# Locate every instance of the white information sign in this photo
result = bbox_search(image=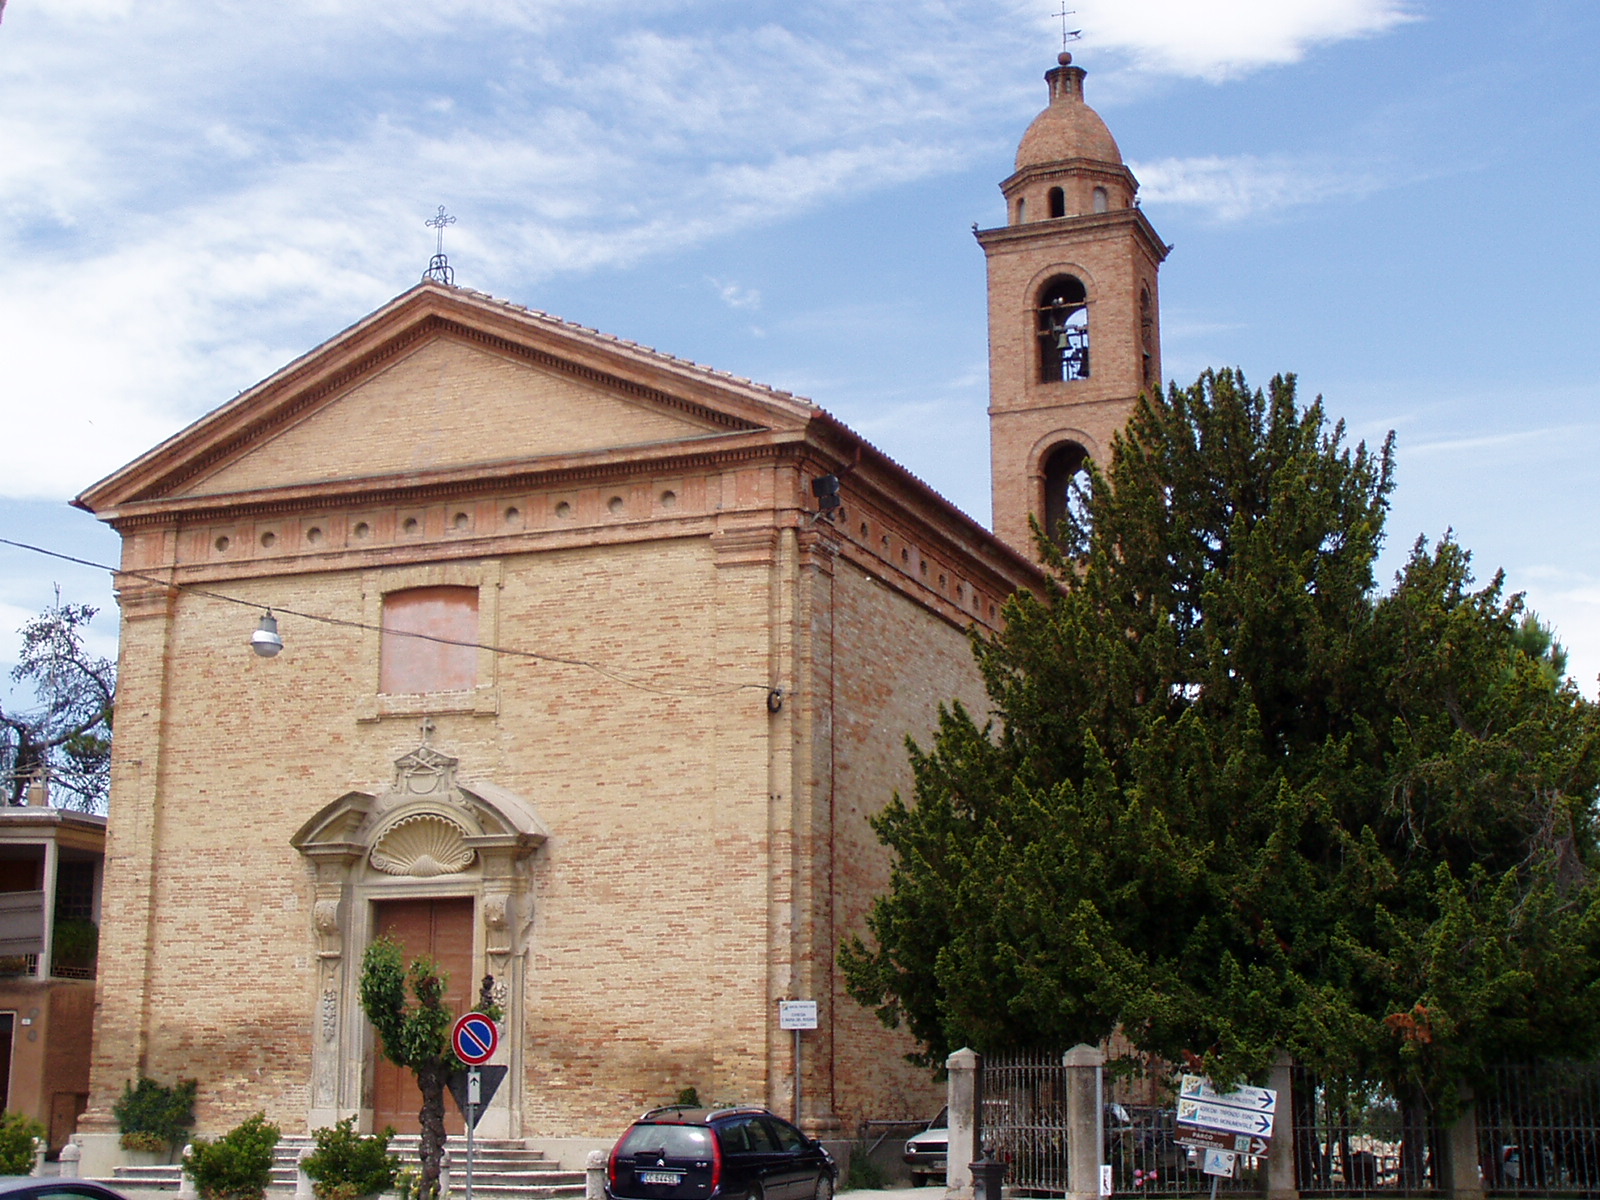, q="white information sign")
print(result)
[1179,1075,1278,1115]
[1203,1150,1237,1179]
[1176,1098,1274,1138]
[779,1000,818,1030]
[1099,1164,1113,1196]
